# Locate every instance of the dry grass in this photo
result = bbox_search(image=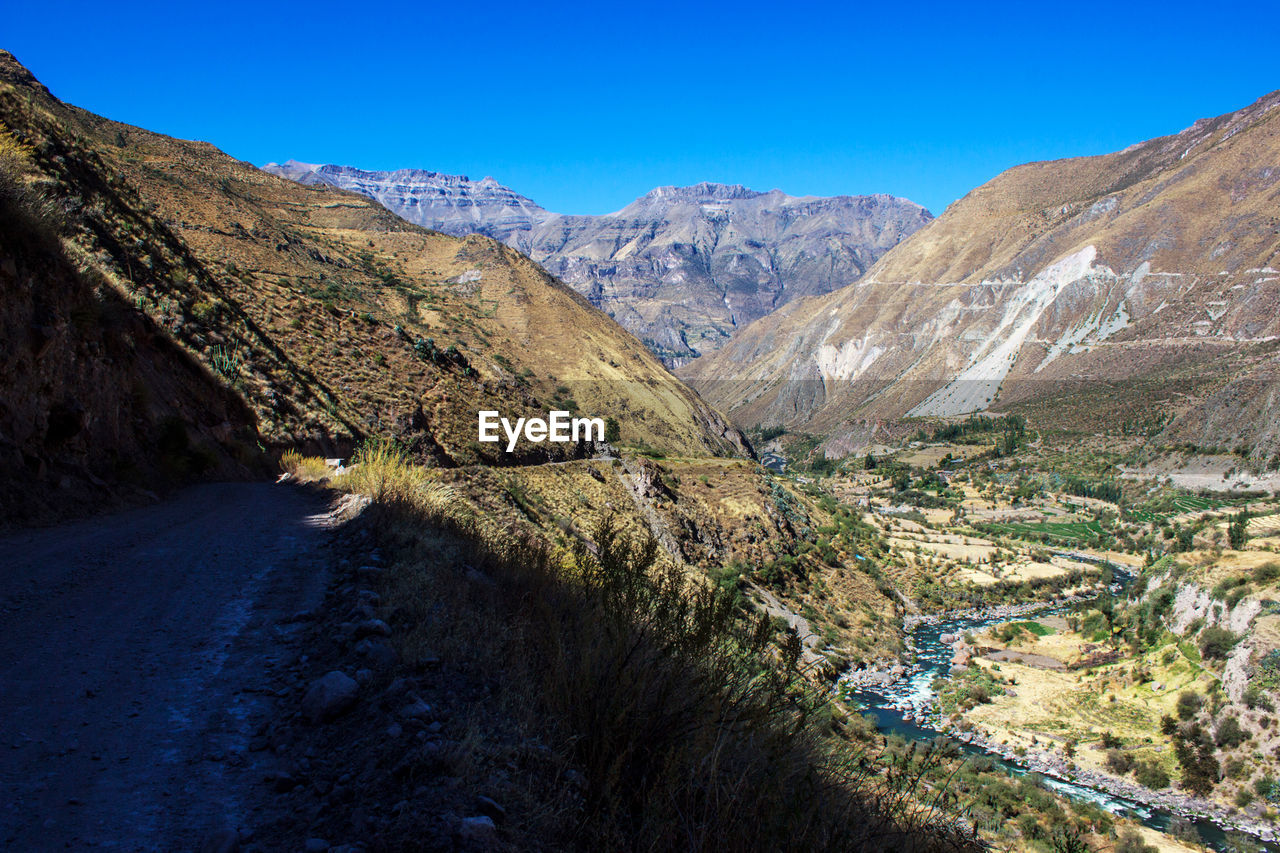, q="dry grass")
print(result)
[278,450,332,482]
